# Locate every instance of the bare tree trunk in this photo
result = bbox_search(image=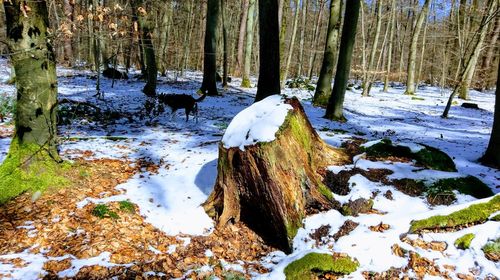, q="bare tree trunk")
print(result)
[200,0,220,96]
[442,0,497,118]
[361,0,383,97]
[296,0,308,77]
[404,0,431,95]
[1,0,65,203]
[325,0,361,121]
[313,0,342,106]
[481,58,500,168]
[307,1,325,80]
[255,0,280,102]
[479,16,500,91]
[62,0,74,66]
[235,0,250,77]
[281,0,301,88]
[416,15,428,84]
[221,0,229,88]
[241,0,256,88]
[383,0,396,92]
